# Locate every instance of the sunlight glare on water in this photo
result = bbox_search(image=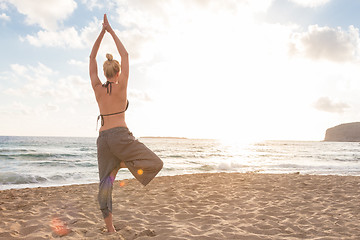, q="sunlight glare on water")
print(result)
[216,137,262,172]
